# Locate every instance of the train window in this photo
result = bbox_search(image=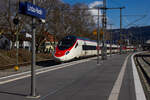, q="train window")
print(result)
[82,45,96,50]
[75,42,78,48]
[57,36,77,50]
